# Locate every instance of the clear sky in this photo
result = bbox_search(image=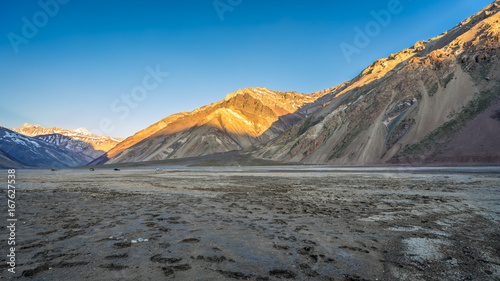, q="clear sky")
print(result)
[0,0,492,138]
